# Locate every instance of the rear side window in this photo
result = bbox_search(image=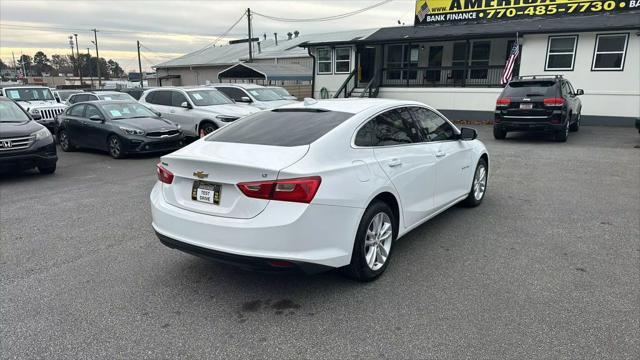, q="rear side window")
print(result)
[355,108,420,146]
[502,81,558,98]
[150,91,172,106]
[207,109,354,146]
